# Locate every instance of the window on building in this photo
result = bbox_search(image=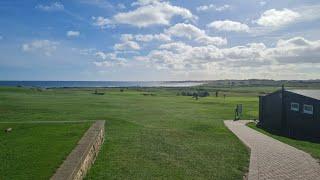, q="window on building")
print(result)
[290,103,299,111]
[303,104,313,114]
